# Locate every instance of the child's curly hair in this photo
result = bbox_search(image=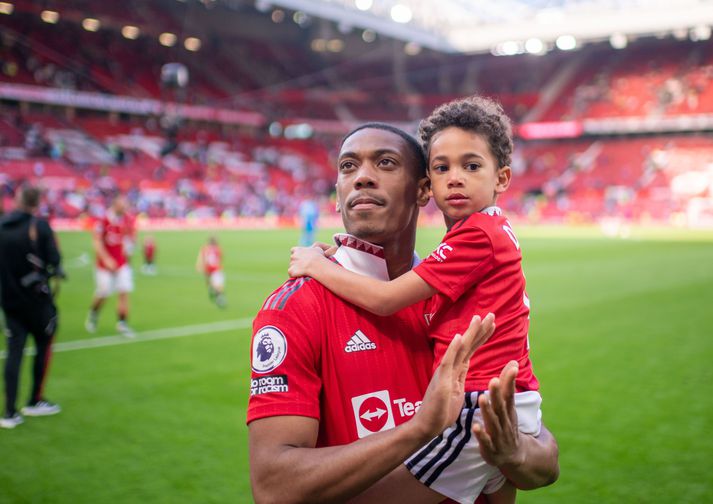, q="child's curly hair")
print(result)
[418,95,513,169]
